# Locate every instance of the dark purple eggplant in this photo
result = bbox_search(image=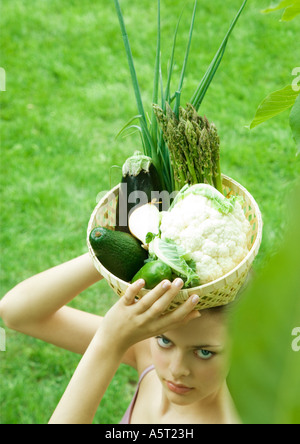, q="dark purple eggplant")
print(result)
[115,151,163,233]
